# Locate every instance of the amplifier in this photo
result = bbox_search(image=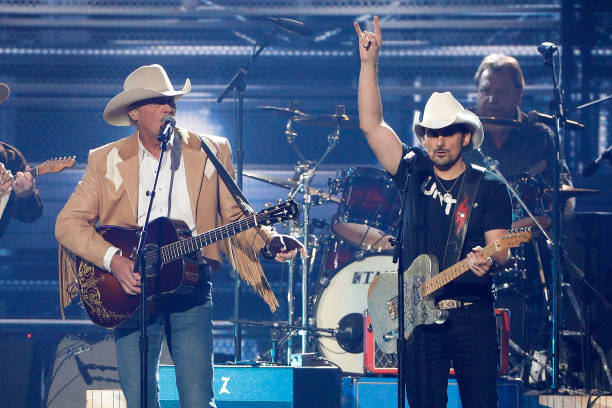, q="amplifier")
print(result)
[363,308,510,375]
